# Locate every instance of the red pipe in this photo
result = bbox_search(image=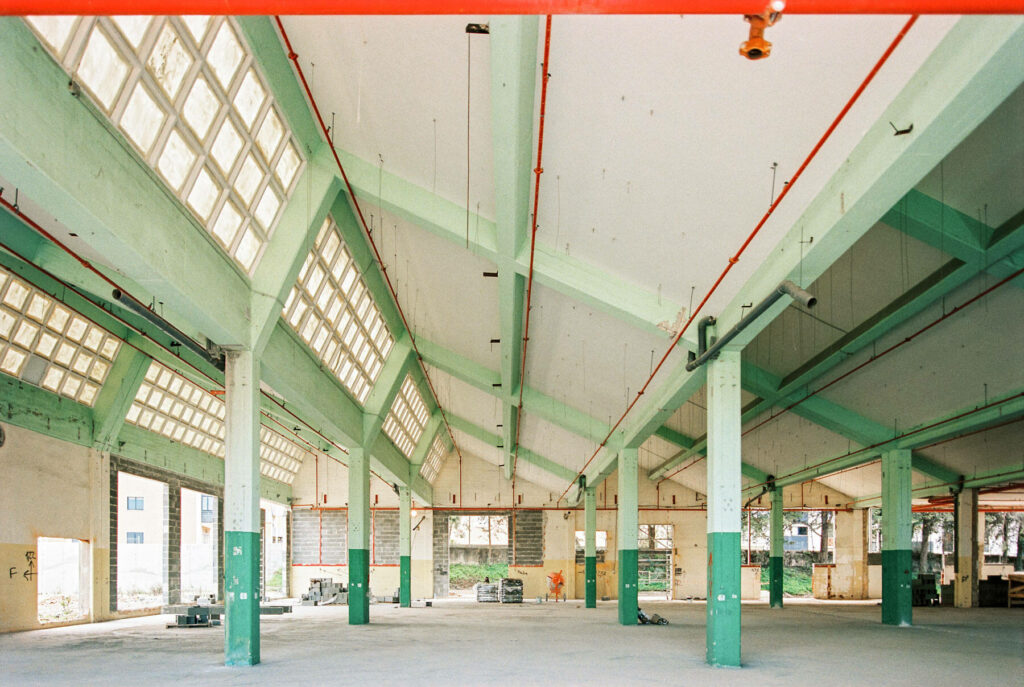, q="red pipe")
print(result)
[743,263,1024,439]
[1,202,410,488]
[759,395,1024,494]
[660,263,1024,486]
[512,15,553,491]
[559,14,920,503]
[274,17,467,476]
[3,0,1020,15]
